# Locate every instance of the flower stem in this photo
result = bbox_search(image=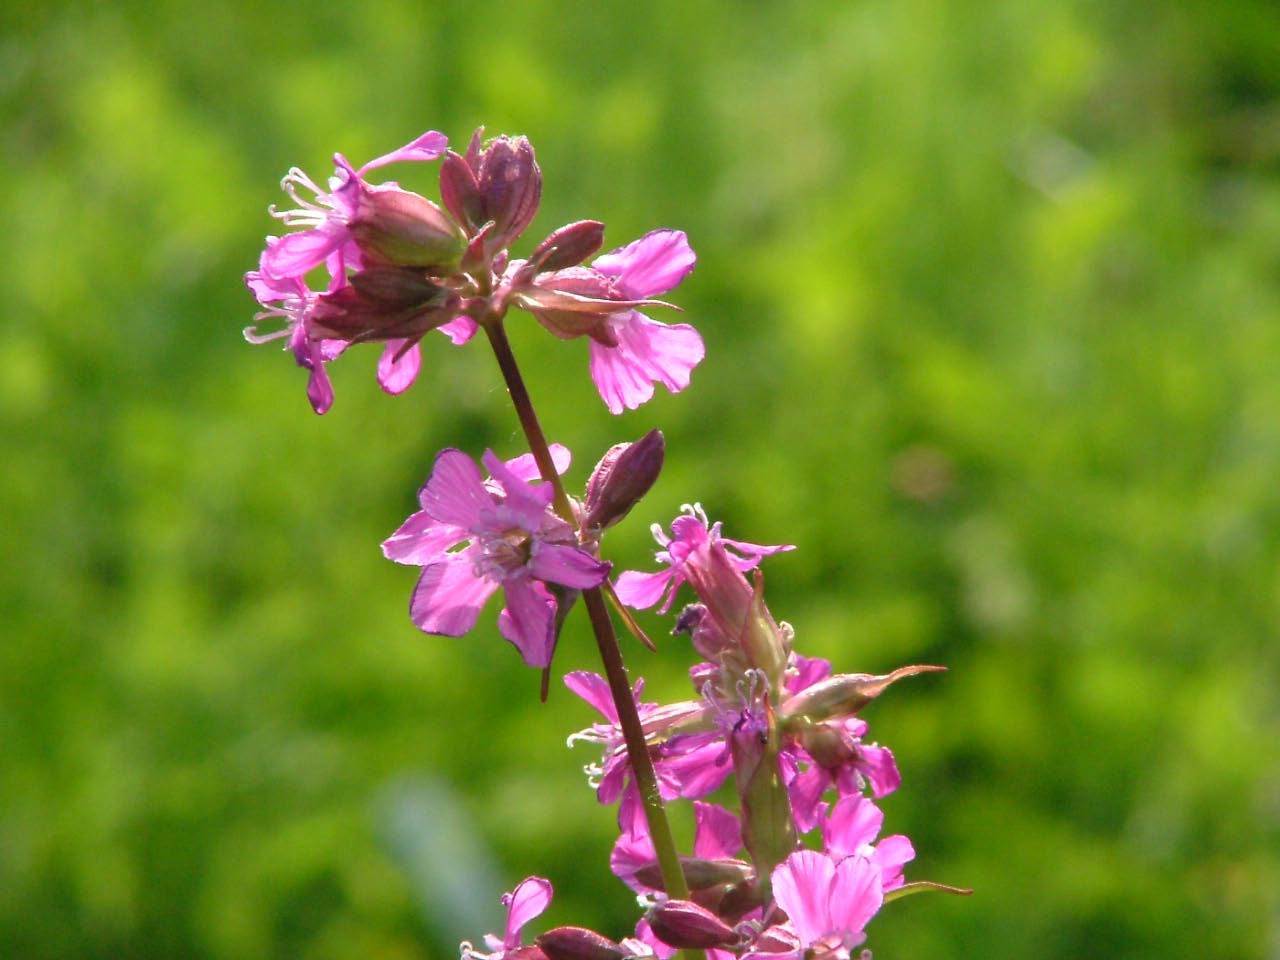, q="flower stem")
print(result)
[482,319,691,903]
